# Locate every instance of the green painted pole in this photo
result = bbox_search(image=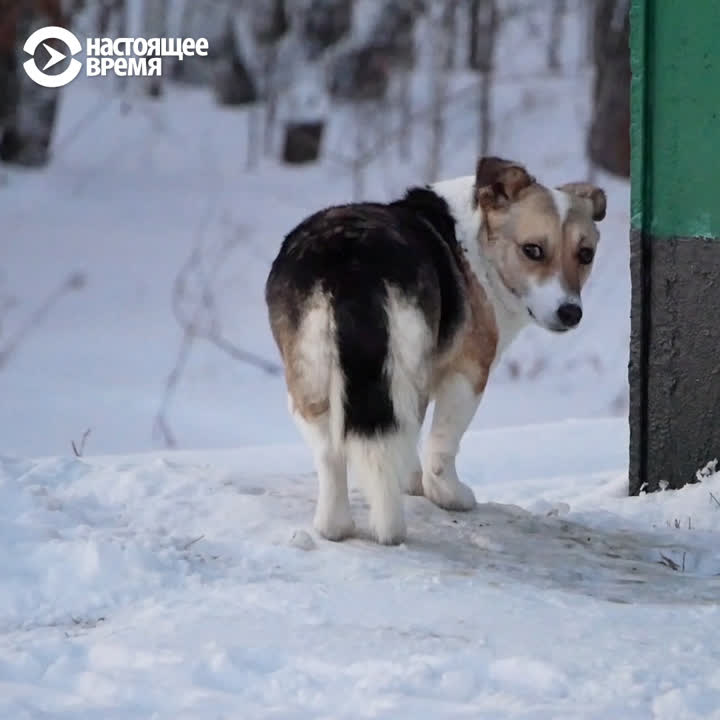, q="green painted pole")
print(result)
[629,0,720,493]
